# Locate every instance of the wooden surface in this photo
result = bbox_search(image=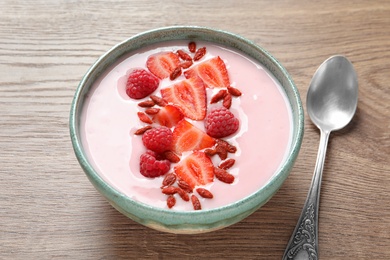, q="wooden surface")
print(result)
[1,1,389,259]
